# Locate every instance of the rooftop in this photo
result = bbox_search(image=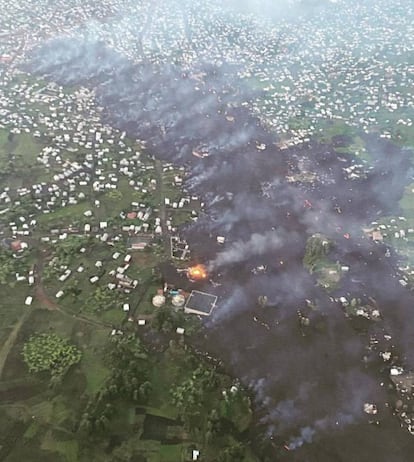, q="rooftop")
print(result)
[184,290,217,316]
